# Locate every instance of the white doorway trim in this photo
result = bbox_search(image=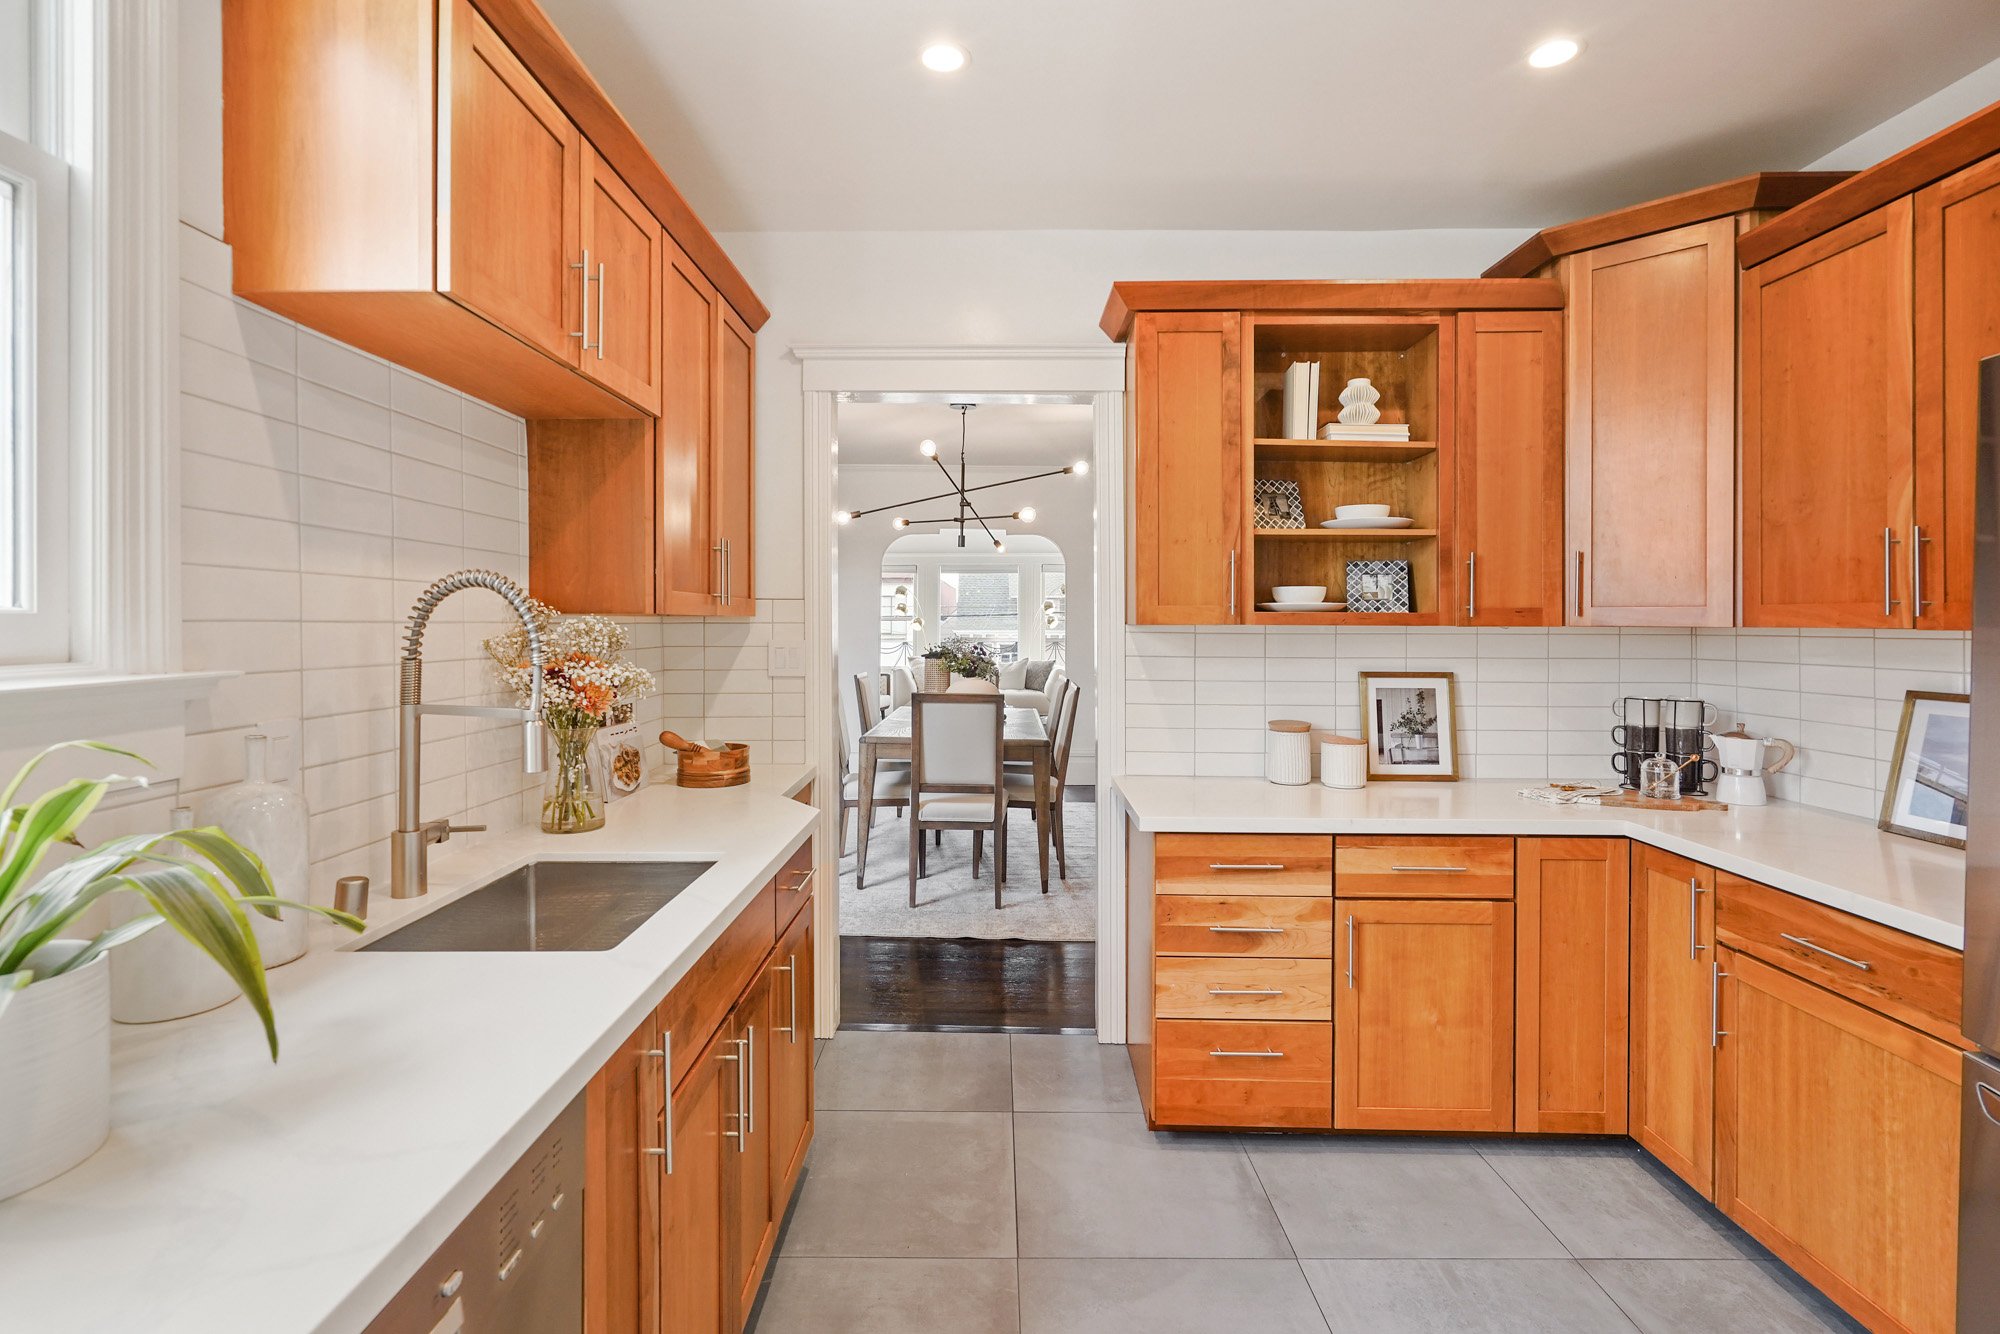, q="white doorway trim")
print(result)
[798,345,1129,1043]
